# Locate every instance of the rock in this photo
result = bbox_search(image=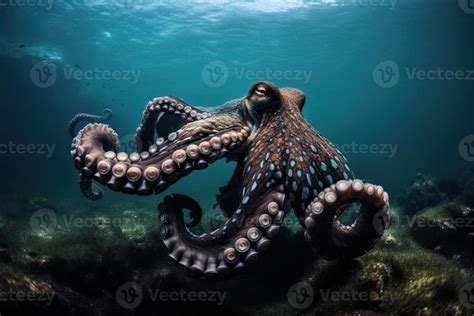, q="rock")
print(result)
[411,202,474,264]
[0,246,11,263]
[399,173,442,215]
